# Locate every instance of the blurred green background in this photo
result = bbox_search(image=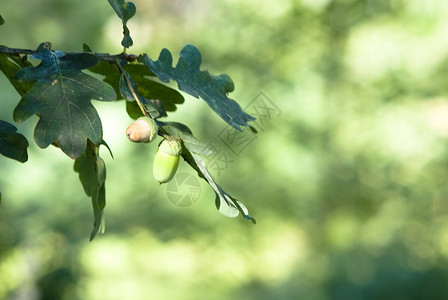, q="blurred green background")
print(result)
[2,0,448,299]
